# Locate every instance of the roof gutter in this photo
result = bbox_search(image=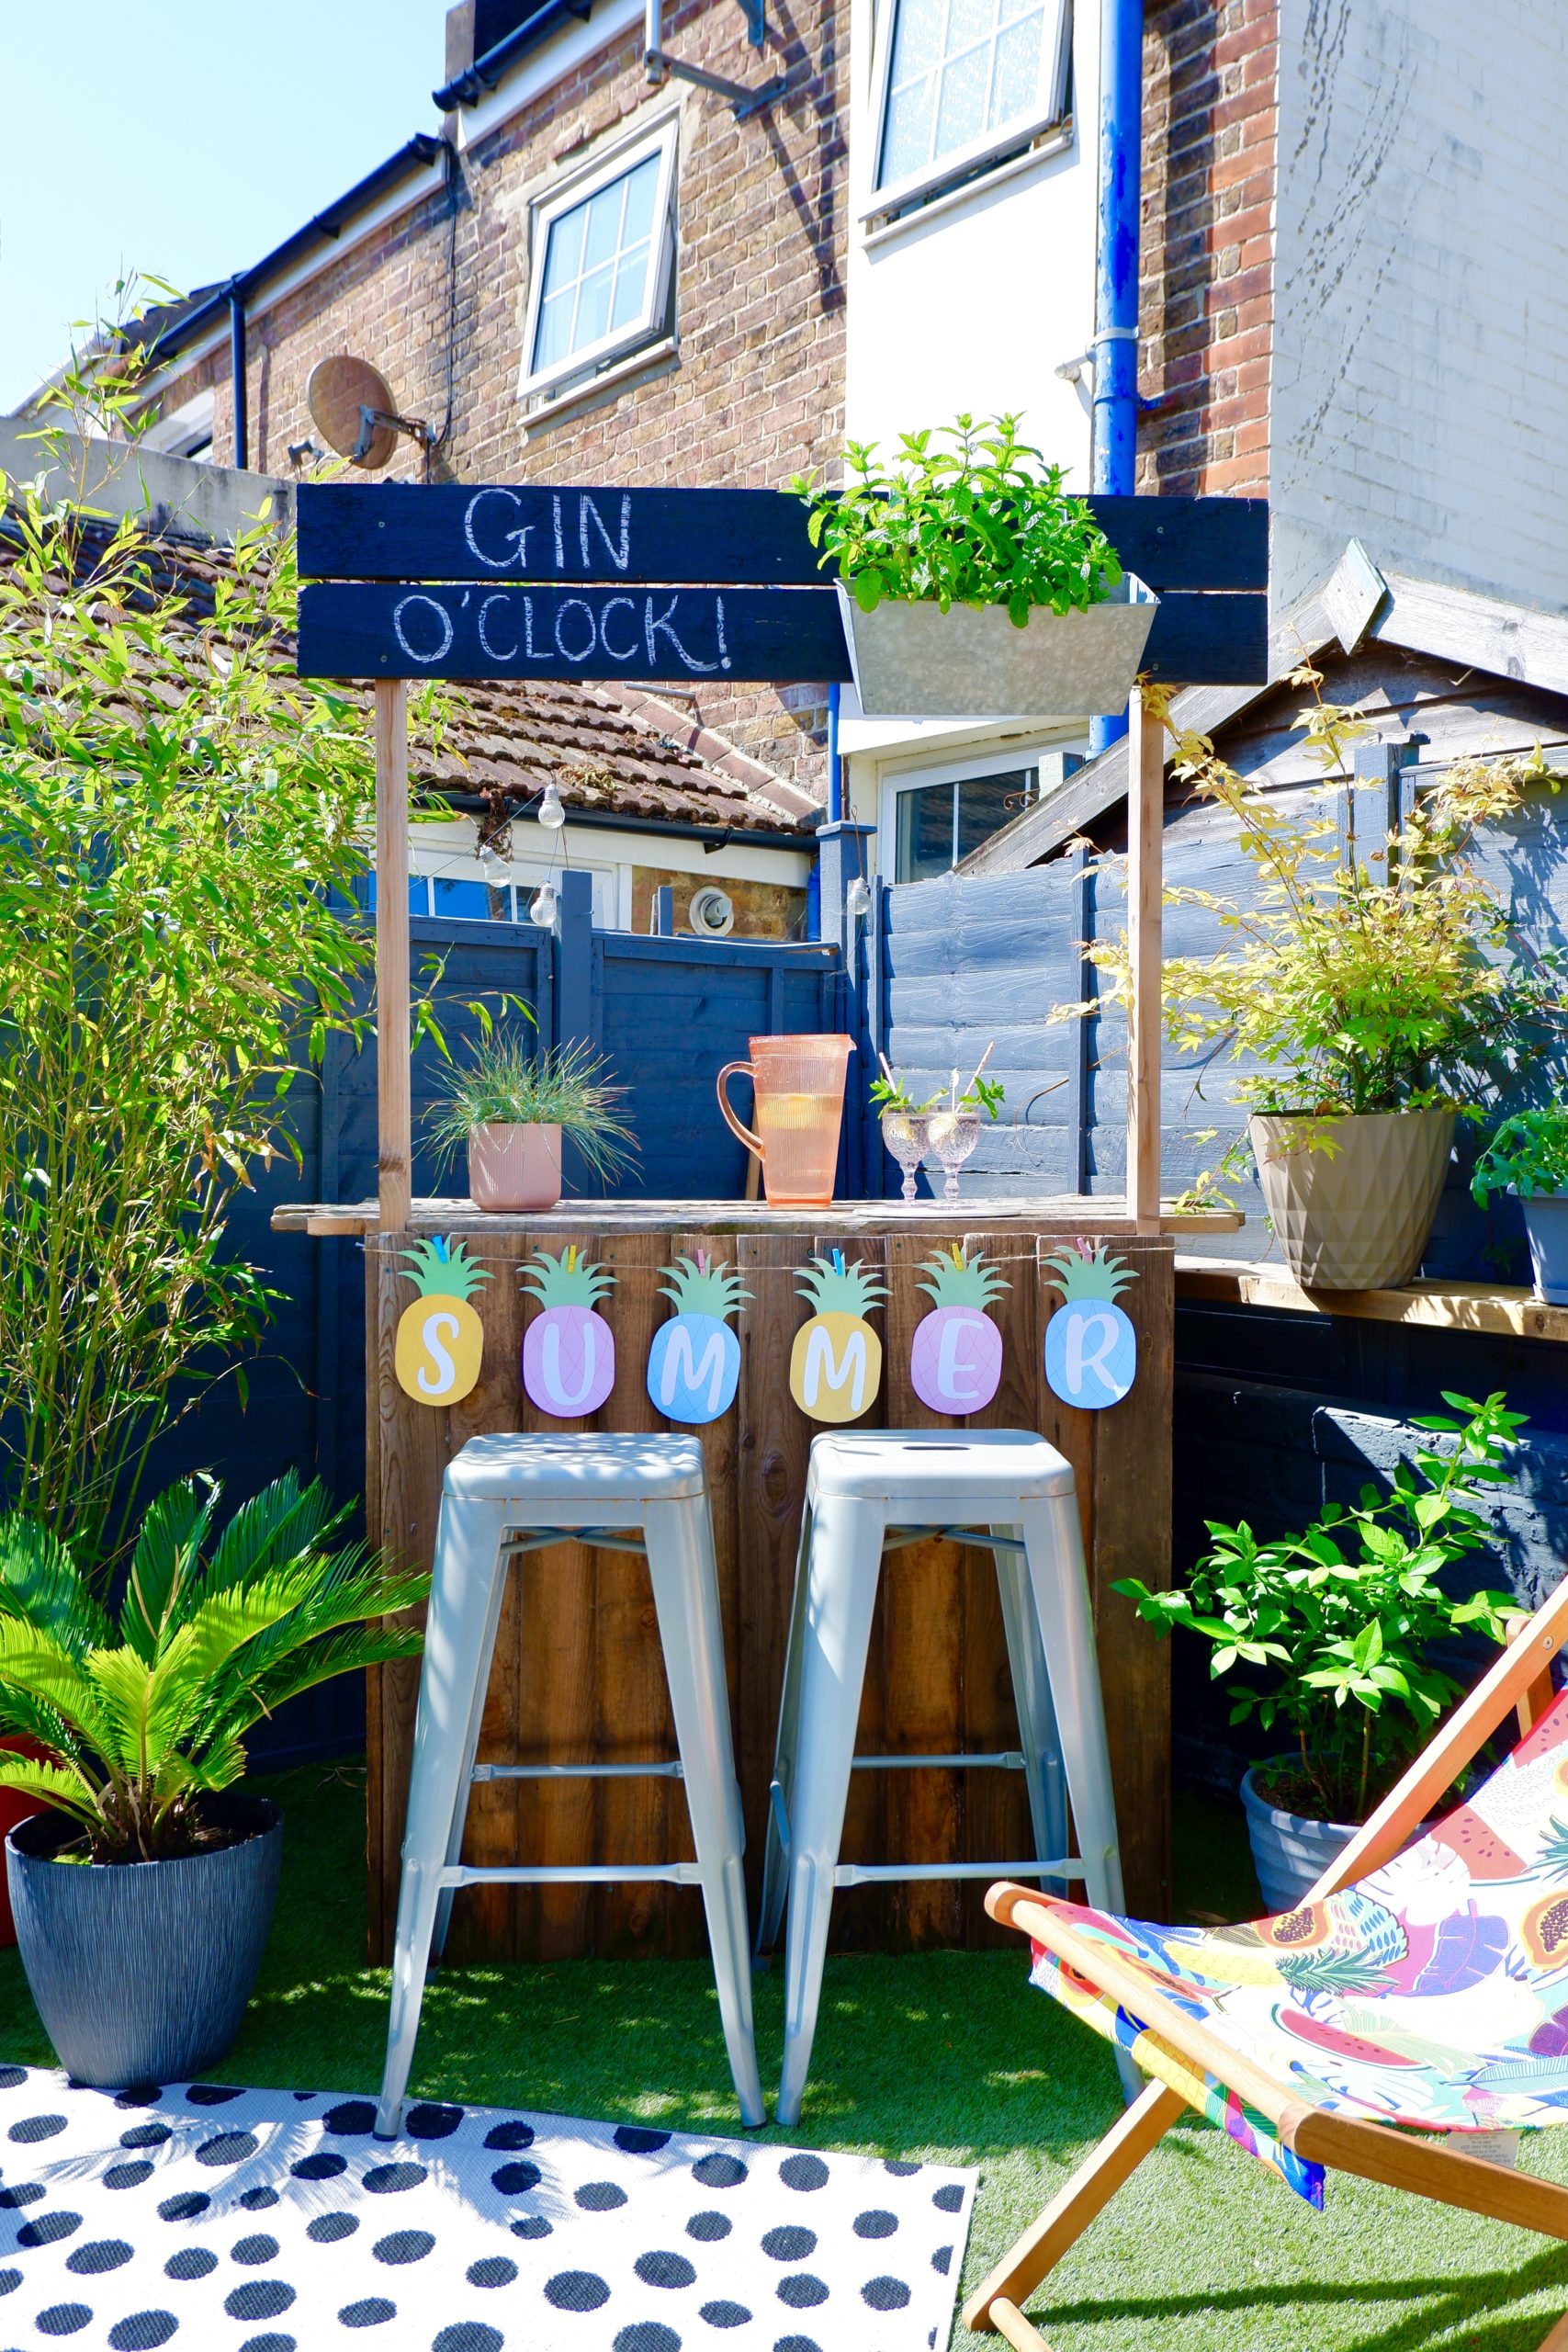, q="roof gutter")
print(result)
[434,791,813,852]
[433,0,592,107]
